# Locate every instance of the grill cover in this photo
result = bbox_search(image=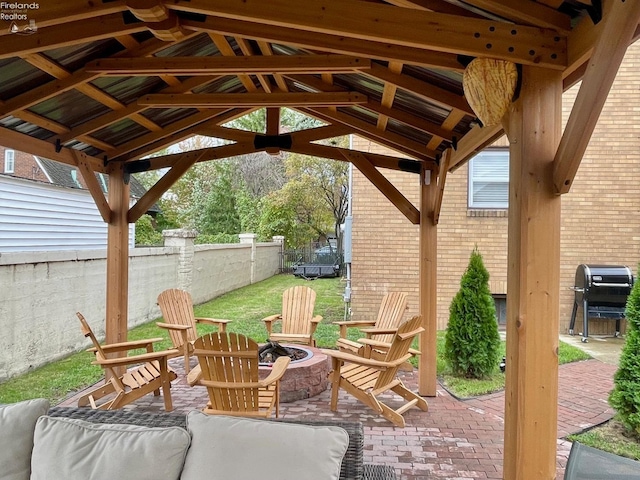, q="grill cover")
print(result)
[570,264,634,342]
